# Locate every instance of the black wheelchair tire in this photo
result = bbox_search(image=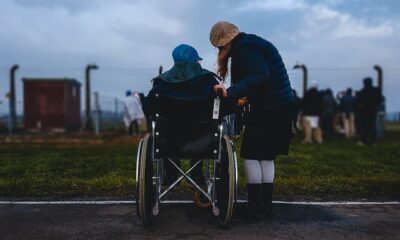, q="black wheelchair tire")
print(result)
[138,134,154,226]
[136,139,143,220]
